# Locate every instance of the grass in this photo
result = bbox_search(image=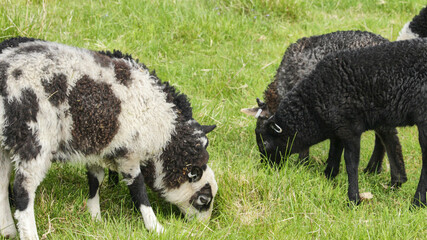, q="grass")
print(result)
[1,0,427,239]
